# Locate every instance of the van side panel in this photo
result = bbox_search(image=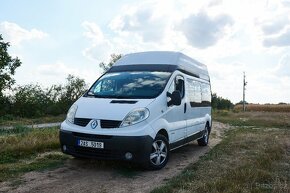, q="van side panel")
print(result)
[146,70,212,150]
